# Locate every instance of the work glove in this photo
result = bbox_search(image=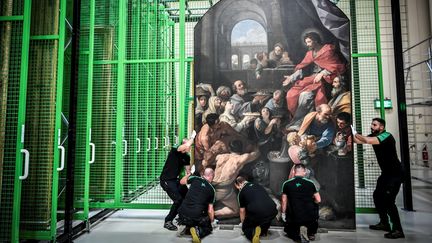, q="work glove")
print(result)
[281,213,286,222]
[189,130,197,140]
[211,219,218,228]
[350,125,357,136]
